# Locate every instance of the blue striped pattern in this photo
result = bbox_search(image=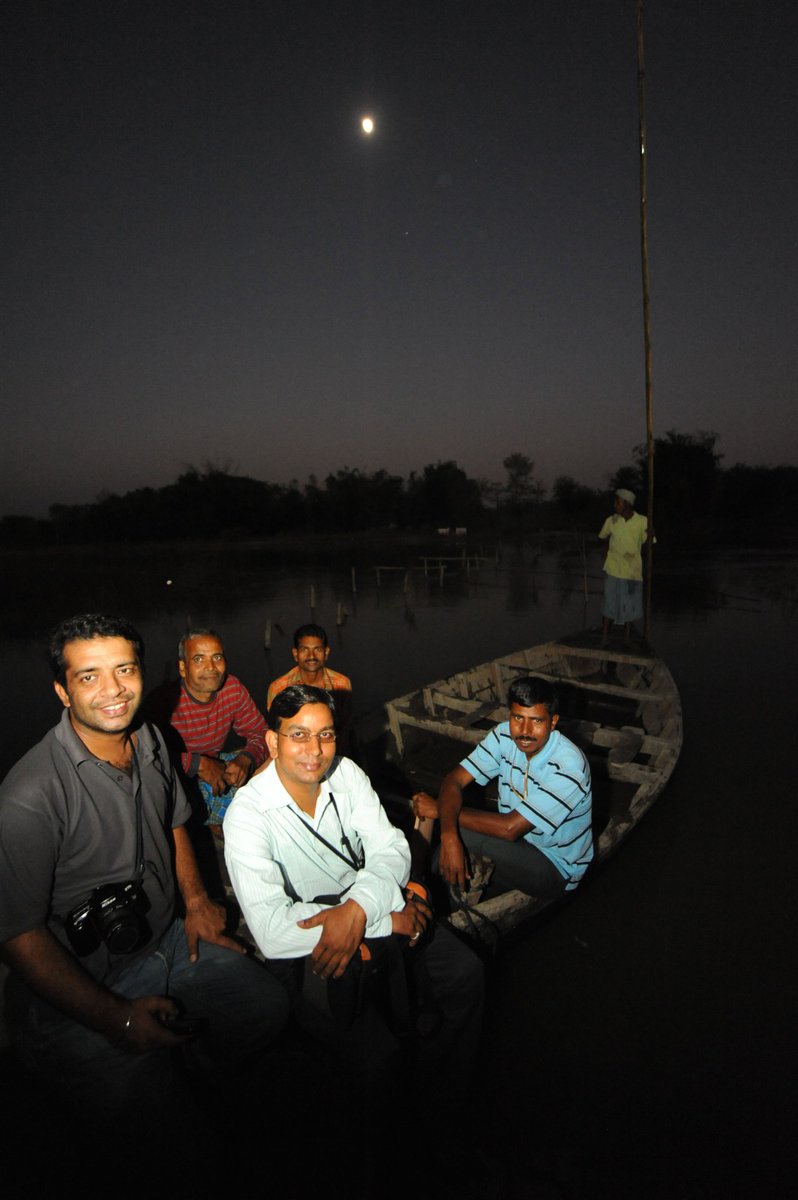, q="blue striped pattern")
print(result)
[462,725,593,888]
